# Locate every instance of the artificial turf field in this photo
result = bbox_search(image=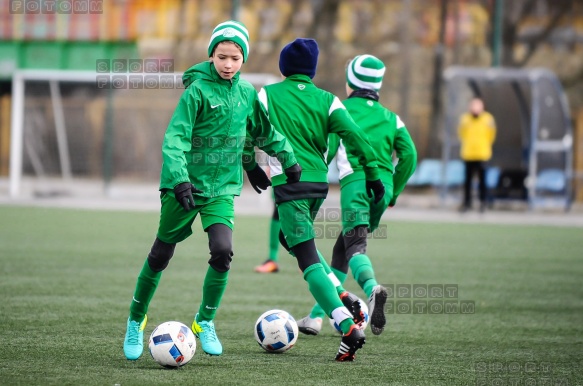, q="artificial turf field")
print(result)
[0,205,581,385]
